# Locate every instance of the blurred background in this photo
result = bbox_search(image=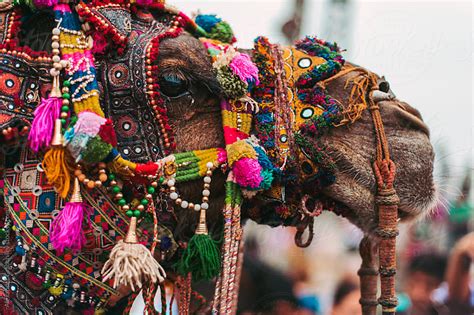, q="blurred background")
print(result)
[159,1,473,314]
